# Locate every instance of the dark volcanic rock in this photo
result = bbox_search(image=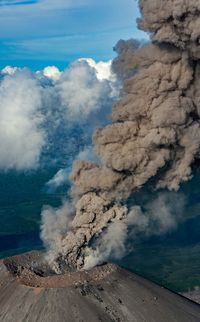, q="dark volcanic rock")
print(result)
[0,251,200,322]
